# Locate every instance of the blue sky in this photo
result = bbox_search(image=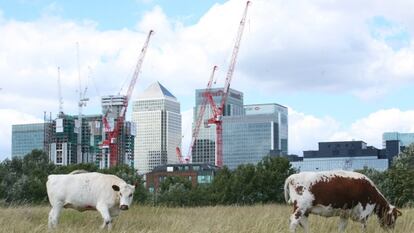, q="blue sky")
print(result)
[0,0,226,29]
[1,0,414,160]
